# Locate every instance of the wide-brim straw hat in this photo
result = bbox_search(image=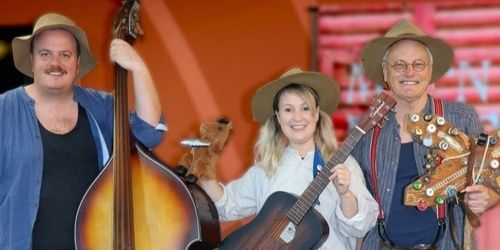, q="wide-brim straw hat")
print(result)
[251,68,340,125]
[361,19,453,88]
[12,13,96,79]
